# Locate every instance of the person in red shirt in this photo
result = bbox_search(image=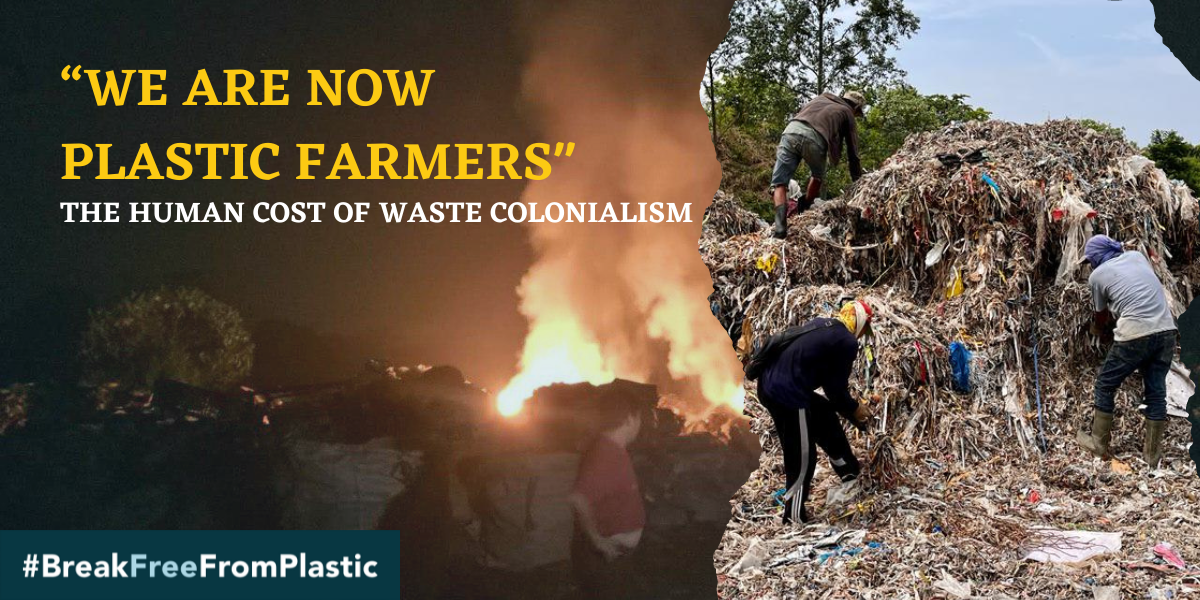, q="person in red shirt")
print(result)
[569,396,645,598]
